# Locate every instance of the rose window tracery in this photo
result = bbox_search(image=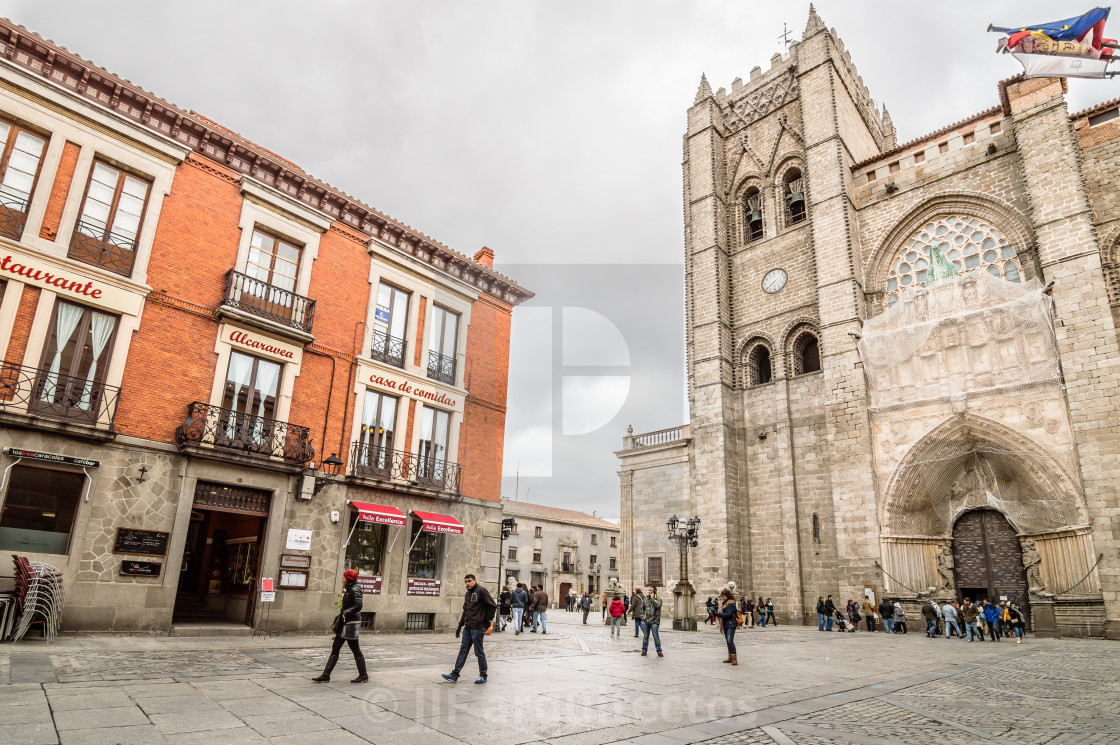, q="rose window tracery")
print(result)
[885,216,1022,307]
